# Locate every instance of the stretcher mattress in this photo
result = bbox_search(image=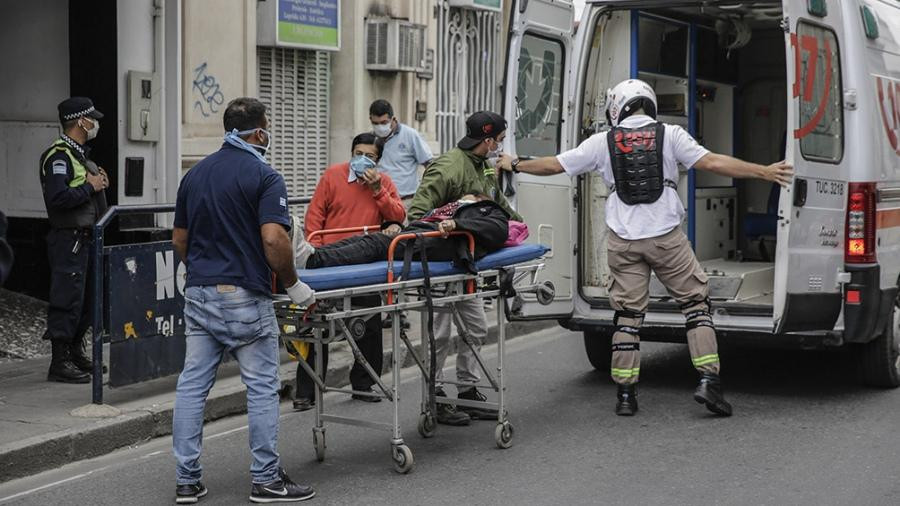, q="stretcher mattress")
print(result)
[297,243,549,291]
